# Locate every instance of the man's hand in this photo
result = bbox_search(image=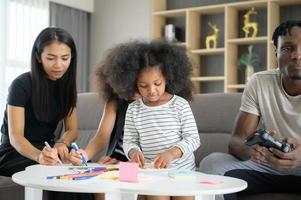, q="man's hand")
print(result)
[249,144,267,164]
[264,137,301,171]
[129,149,144,167]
